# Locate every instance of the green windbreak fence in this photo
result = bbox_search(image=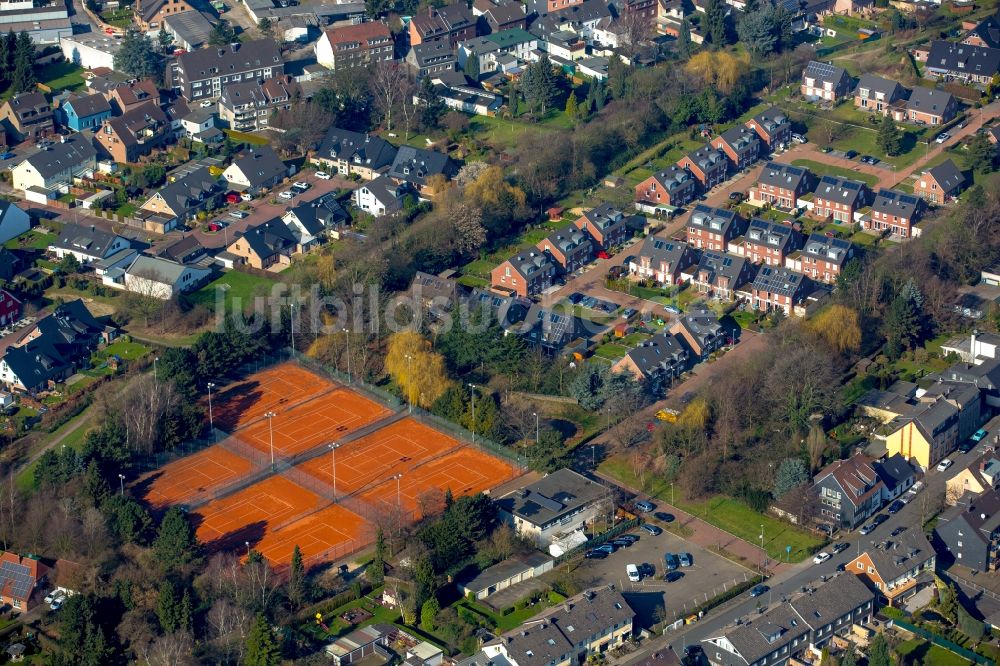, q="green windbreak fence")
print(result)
[892,618,992,665]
